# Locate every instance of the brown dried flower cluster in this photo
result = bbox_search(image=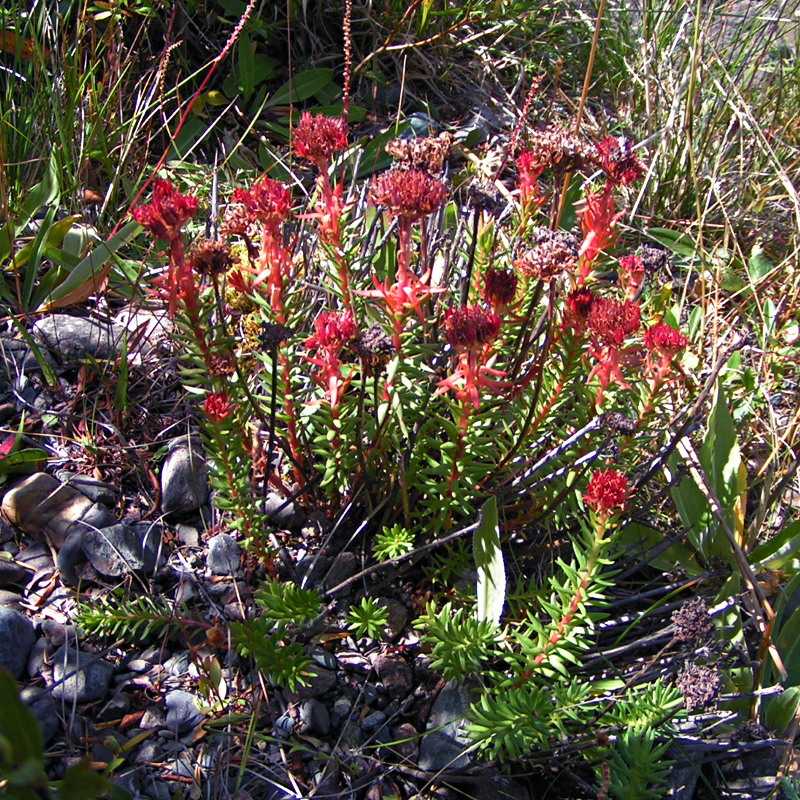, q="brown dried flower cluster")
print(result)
[517,127,598,176]
[189,239,232,277]
[220,204,260,241]
[672,597,714,642]
[677,662,721,710]
[515,229,579,280]
[386,132,452,174]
